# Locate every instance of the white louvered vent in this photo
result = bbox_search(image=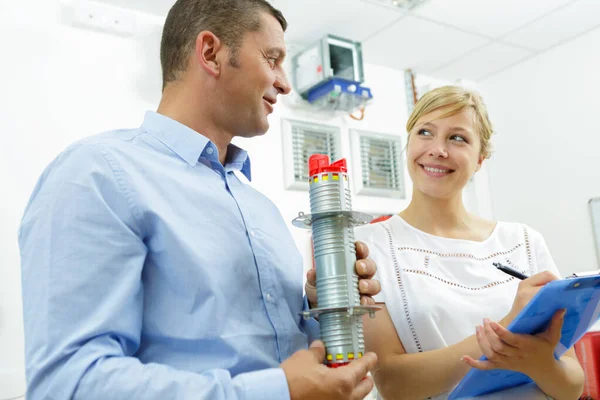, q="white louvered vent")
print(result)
[282,119,342,190]
[351,130,405,198]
